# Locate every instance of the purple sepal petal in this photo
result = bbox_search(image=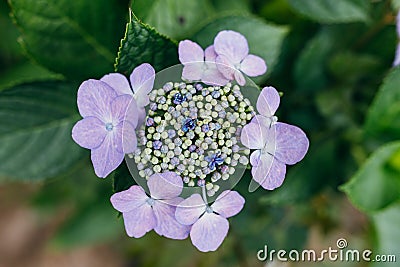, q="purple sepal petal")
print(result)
[136,107,146,129]
[100,73,132,96]
[397,11,400,37]
[110,185,148,213]
[204,45,217,61]
[179,40,204,64]
[182,62,204,81]
[274,122,309,165]
[251,153,286,190]
[214,30,249,64]
[211,190,245,218]
[123,204,156,238]
[216,55,235,80]
[148,172,183,200]
[240,54,267,77]
[202,66,230,86]
[153,199,190,240]
[175,194,206,225]
[250,150,261,167]
[234,70,246,86]
[240,121,268,149]
[77,79,117,119]
[257,86,280,117]
[122,121,138,154]
[72,117,106,149]
[130,63,155,96]
[110,95,134,125]
[91,134,124,178]
[190,213,229,252]
[394,44,400,67]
